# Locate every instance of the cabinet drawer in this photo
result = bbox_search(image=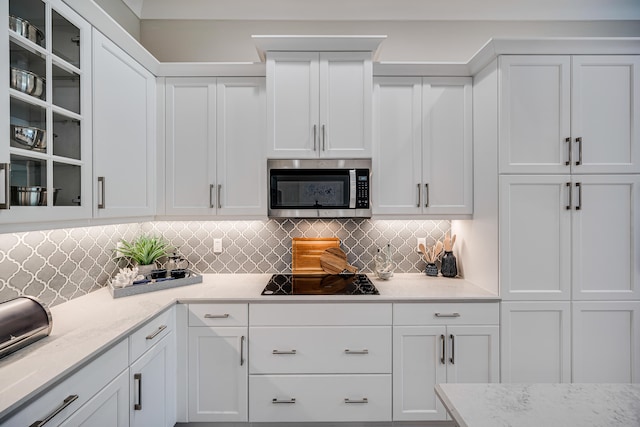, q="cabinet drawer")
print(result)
[249,374,391,422]
[3,339,128,427]
[130,306,175,363]
[250,303,392,326]
[250,326,391,374]
[189,303,248,327]
[393,302,499,325]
